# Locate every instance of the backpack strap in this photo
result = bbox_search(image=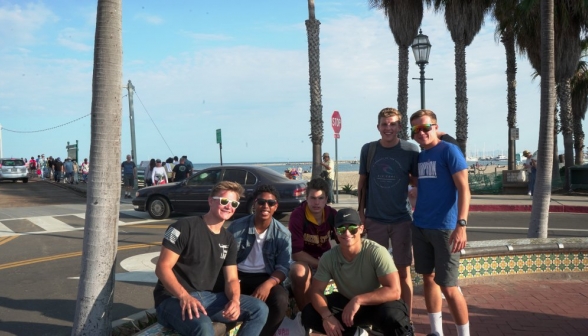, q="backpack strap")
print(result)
[366,141,378,174]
